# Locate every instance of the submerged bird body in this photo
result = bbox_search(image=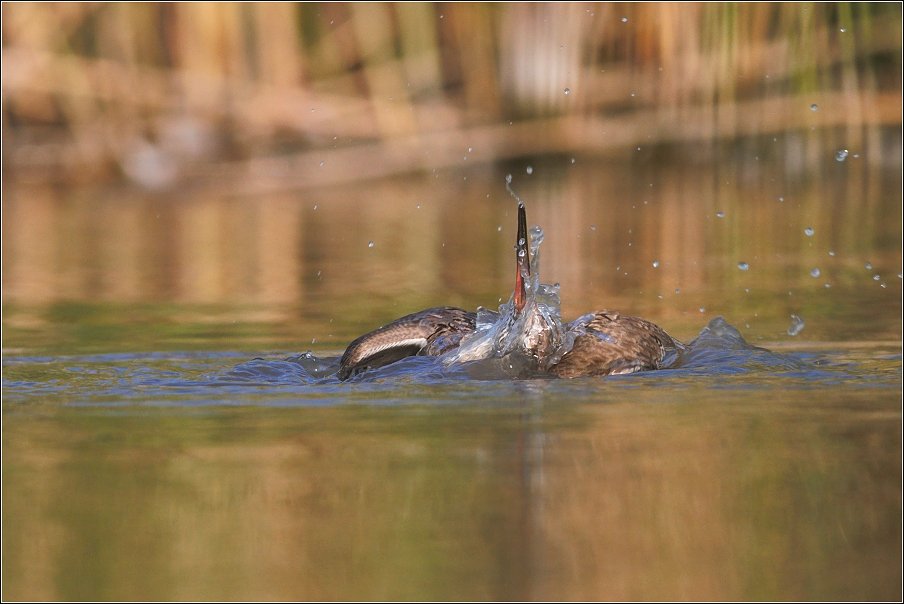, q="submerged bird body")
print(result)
[336,195,678,380]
